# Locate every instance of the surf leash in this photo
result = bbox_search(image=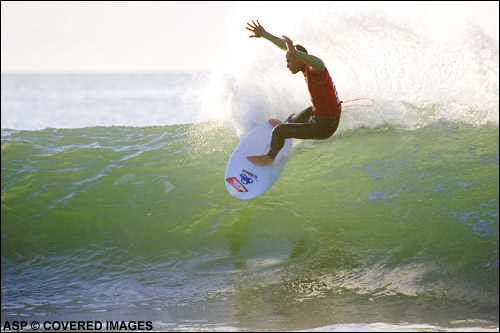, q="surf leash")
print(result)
[341,98,375,108]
